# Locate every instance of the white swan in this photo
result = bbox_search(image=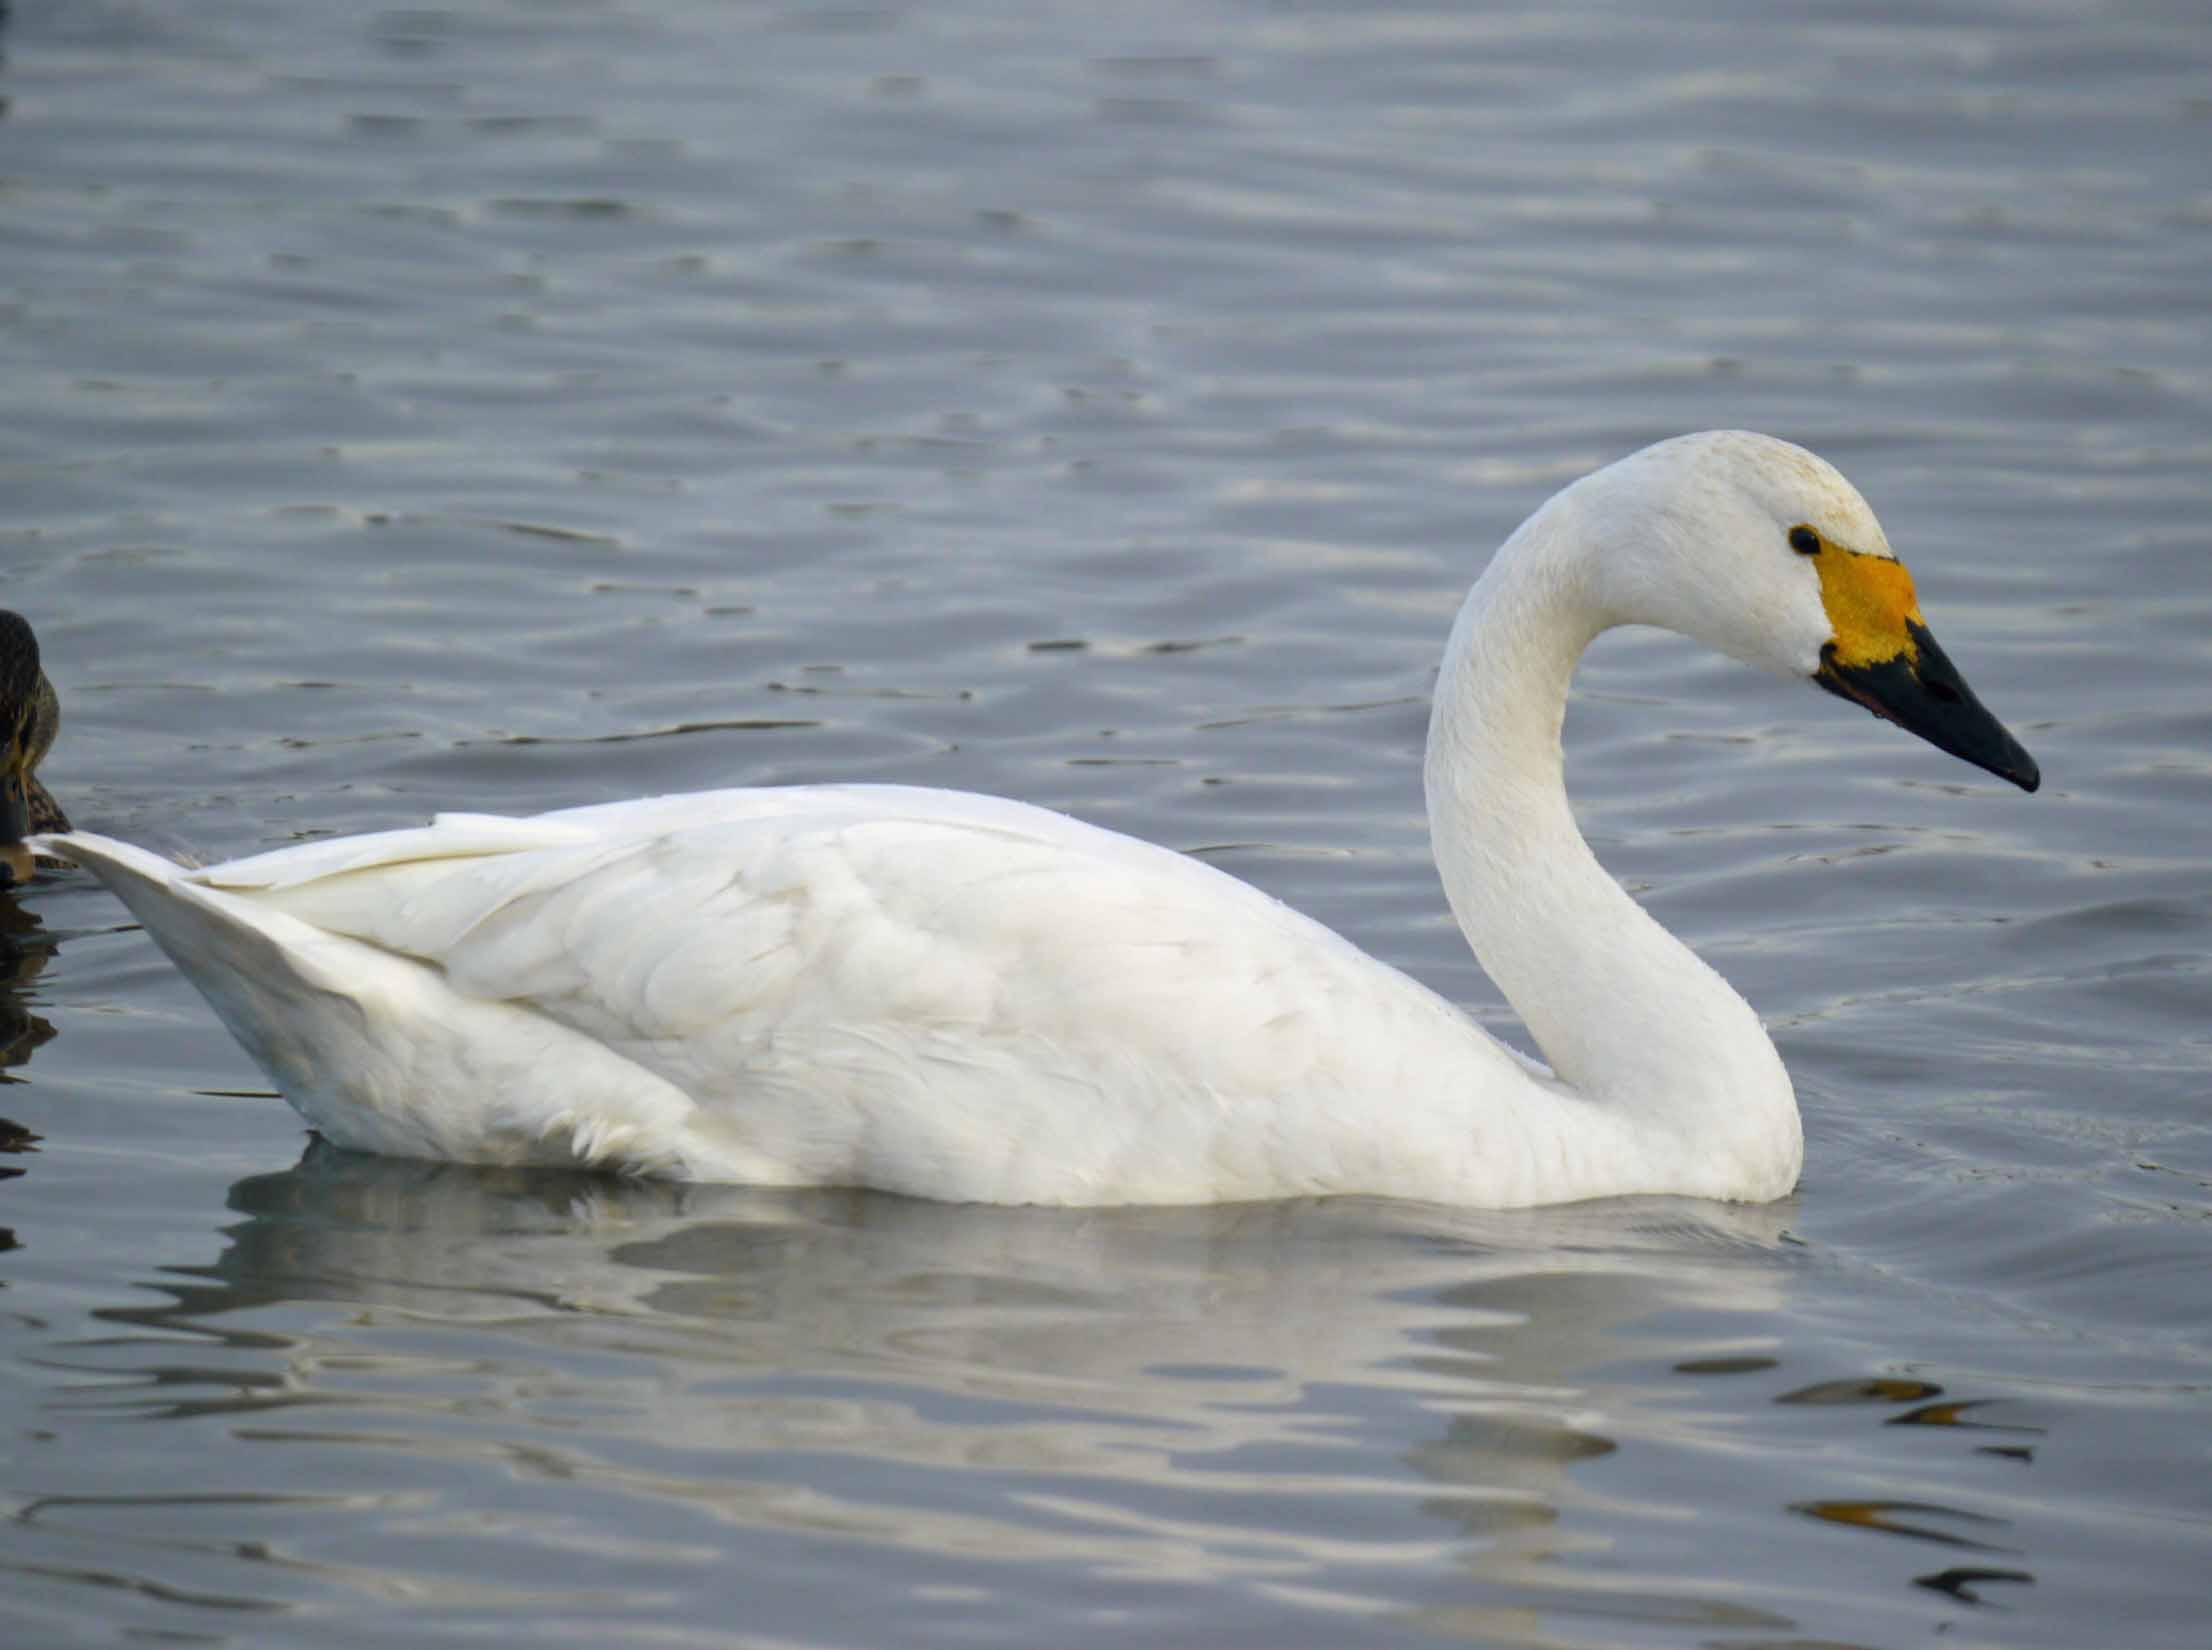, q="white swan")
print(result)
[30,432,2038,1206]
